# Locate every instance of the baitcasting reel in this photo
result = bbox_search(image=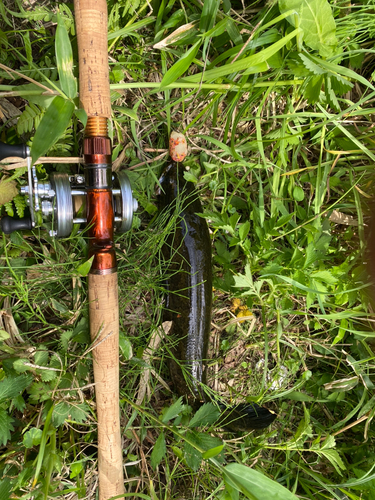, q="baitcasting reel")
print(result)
[0,142,137,237]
